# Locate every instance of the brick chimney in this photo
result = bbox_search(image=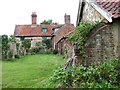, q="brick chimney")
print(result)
[31,12,37,24]
[64,13,70,25]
